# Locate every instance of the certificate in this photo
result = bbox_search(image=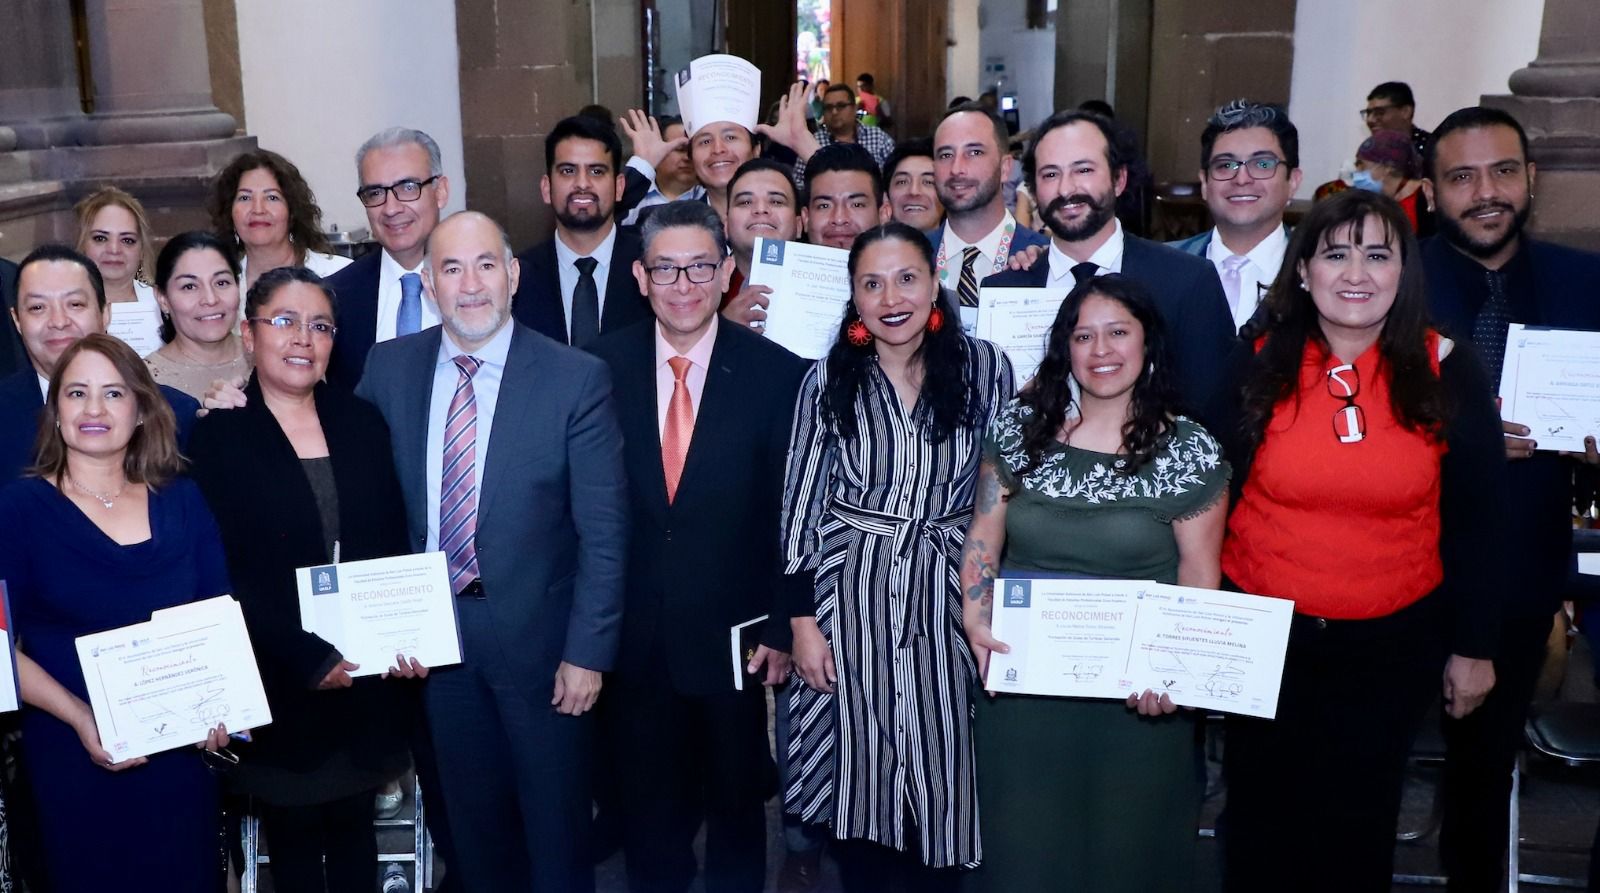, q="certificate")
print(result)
[107,301,163,358]
[295,552,462,678]
[986,578,1295,719]
[675,54,761,133]
[0,583,18,713]
[976,286,1067,385]
[76,596,273,760]
[1499,323,1600,453]
[748,238,852,359]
